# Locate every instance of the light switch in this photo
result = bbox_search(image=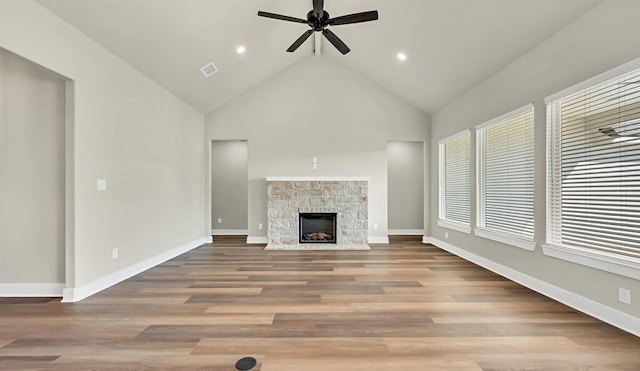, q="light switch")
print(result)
[97,179,107,191]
